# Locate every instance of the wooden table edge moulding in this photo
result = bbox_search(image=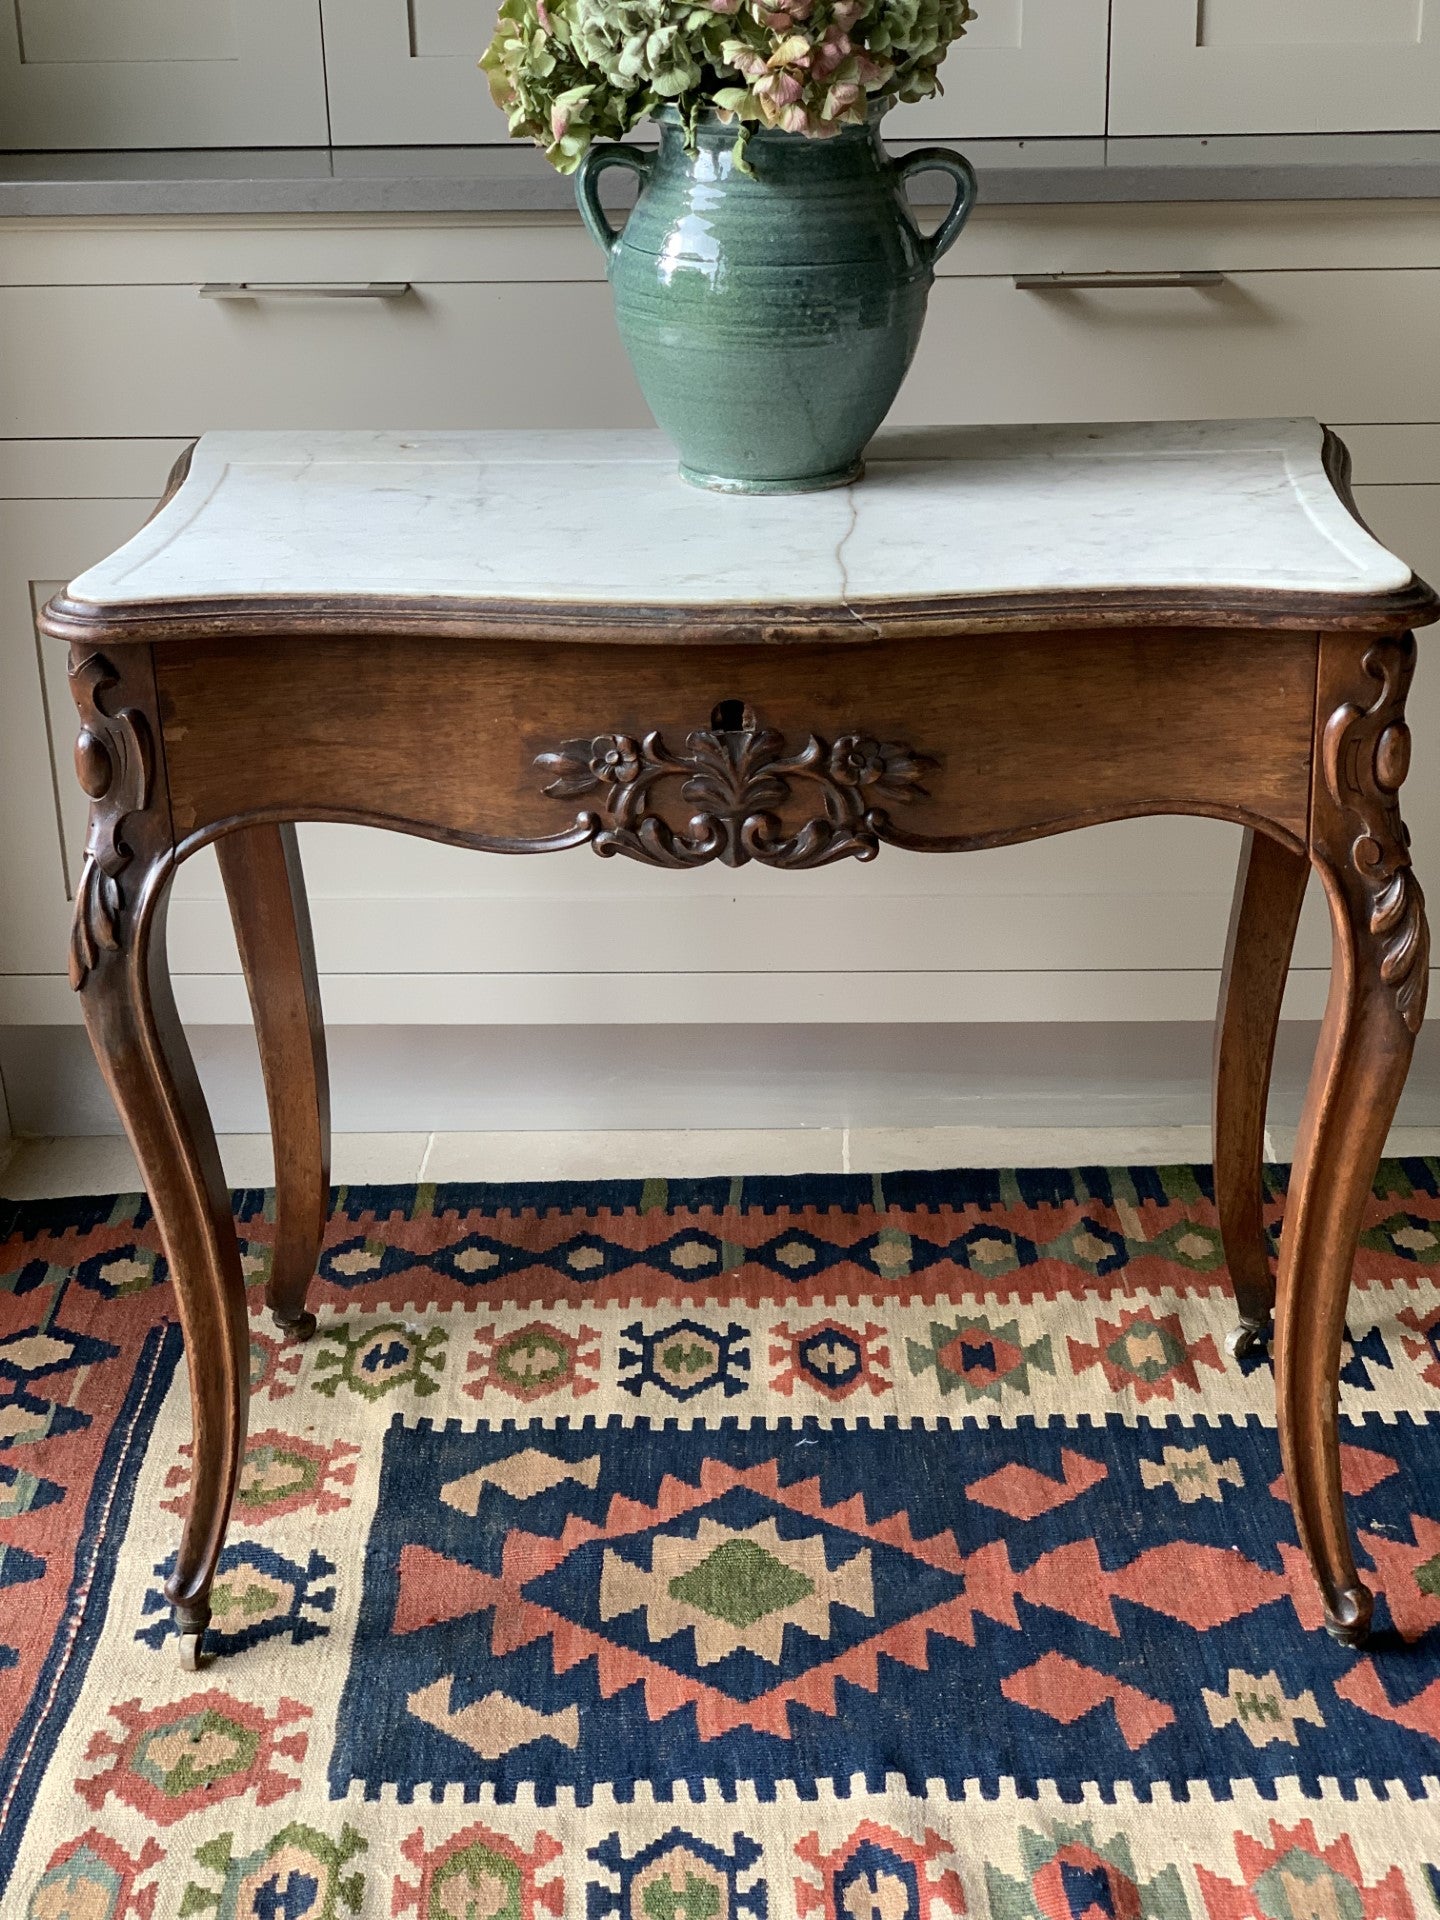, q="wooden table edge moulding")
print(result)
[39,420,1440,1671]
